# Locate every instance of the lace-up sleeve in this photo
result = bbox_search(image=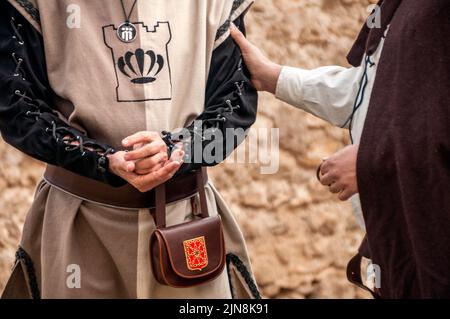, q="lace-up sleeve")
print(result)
[0,2,126,186]
[163,14,258,175]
